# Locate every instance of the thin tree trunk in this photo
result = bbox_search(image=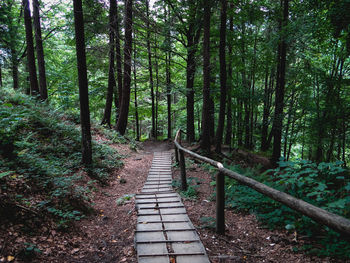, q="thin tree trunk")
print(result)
[101,0,117,127]
[166,51,171,139]
[249,31,258,149]
[287,115,297,161]
[241,22,250,149]
[116,0,133,135]
[23,0,39,96]
[133,37,139,141]
[225,15,233,147]
[146,0,155,138]
[215,0,227,153]
[283,91,295,158]
[261,67,270,151]
[33,0,48,100]
[73,0,92,165]
[154,41,159,139]
[200,0,211,153]
[115,1,123,121]
[271,0,289,166]
[237,98,243,147]
[197,104,201,137]
[186,35,196,142]
[11,49,19,90]
[165,6,172,139]
[326,127,336,162]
